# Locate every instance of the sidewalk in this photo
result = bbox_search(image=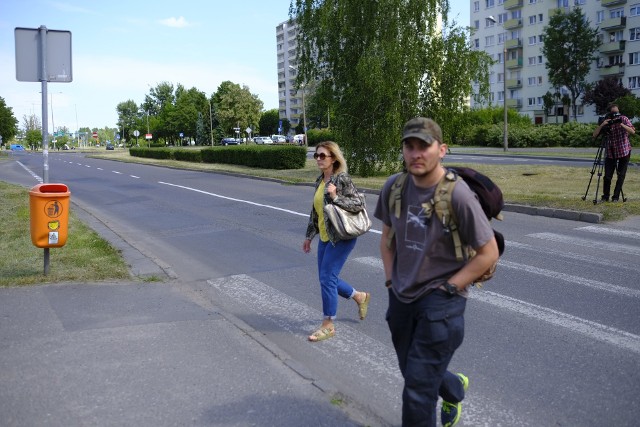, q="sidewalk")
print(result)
[0,204,378,427]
